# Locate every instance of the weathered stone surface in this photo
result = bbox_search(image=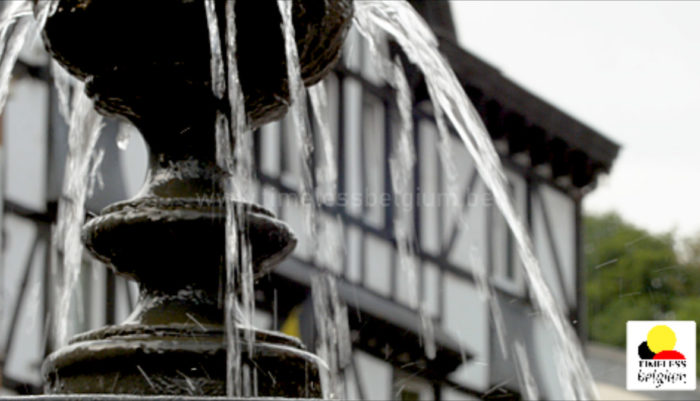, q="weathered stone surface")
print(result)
[42,0,353,130]
[43,325,322,397]
[40,0,353,396]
